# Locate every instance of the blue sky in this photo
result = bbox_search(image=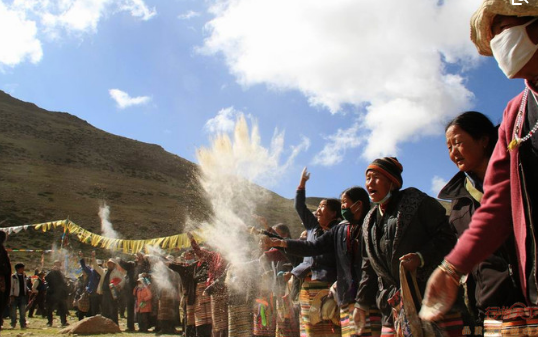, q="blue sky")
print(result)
[0,0,529,201]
